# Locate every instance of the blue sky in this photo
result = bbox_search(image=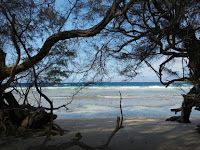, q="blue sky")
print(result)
[53,0,188,83]
[4,0,187,83]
